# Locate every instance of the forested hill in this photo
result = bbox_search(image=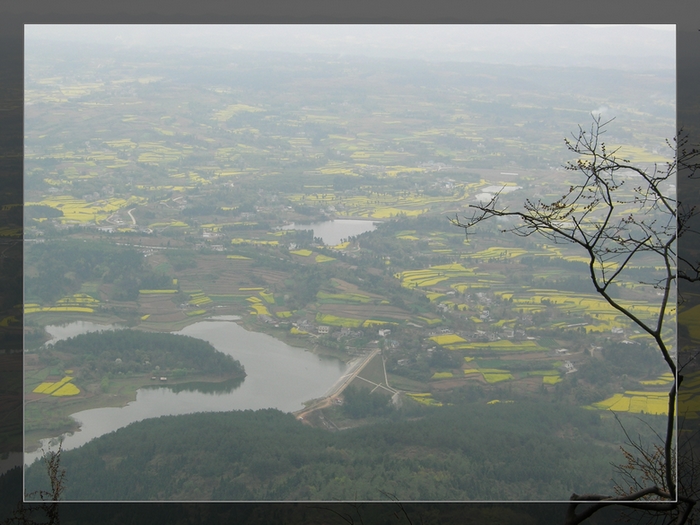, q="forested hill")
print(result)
[45,330,245,381]
[25,402,629,501]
